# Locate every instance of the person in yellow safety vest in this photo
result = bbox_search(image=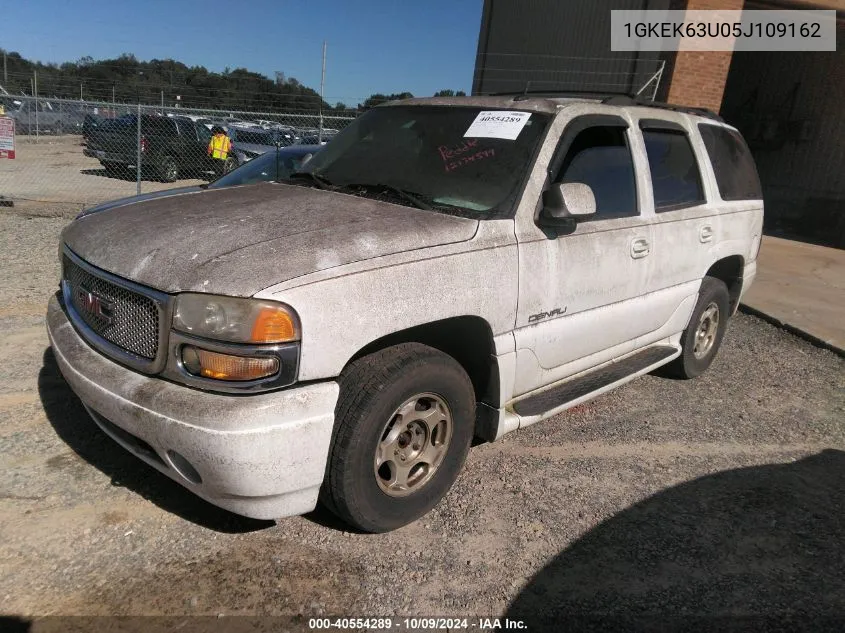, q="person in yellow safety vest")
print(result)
[207,126,232,174]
